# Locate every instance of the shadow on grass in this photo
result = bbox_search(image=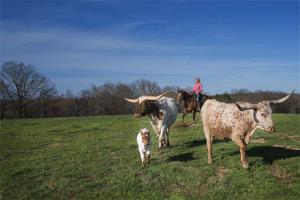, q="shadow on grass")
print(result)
[183,138,231,148]
[231,146,300,164]
[168,152,195,162]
